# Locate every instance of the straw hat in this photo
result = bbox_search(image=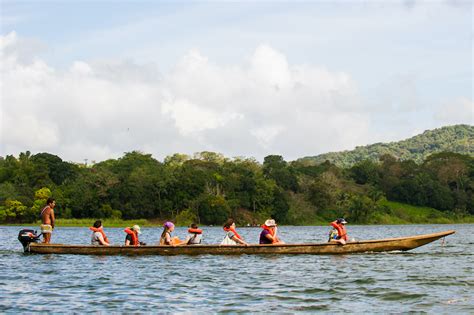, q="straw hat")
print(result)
[132,225,142,234]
